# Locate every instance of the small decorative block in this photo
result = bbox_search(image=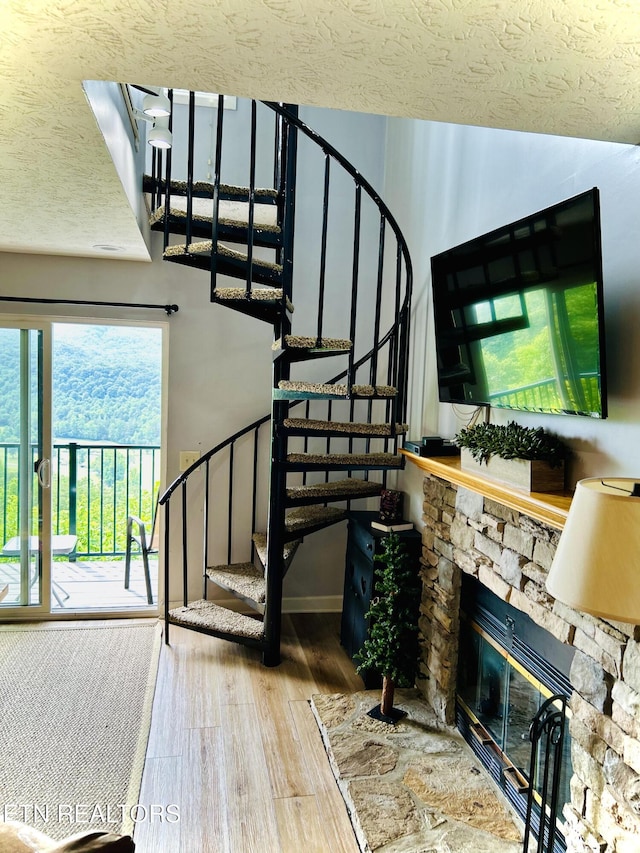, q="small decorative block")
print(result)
[379,489,404,522]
